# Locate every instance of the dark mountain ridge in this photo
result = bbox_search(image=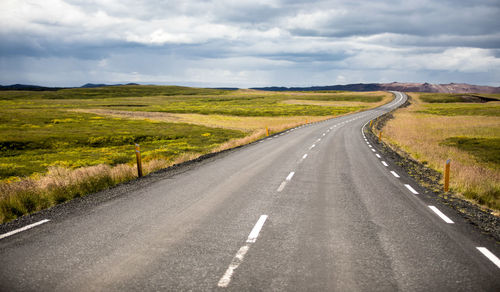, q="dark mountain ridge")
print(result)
[1,82,499,93]
[0,83,140,91]
[252,82,500,93]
